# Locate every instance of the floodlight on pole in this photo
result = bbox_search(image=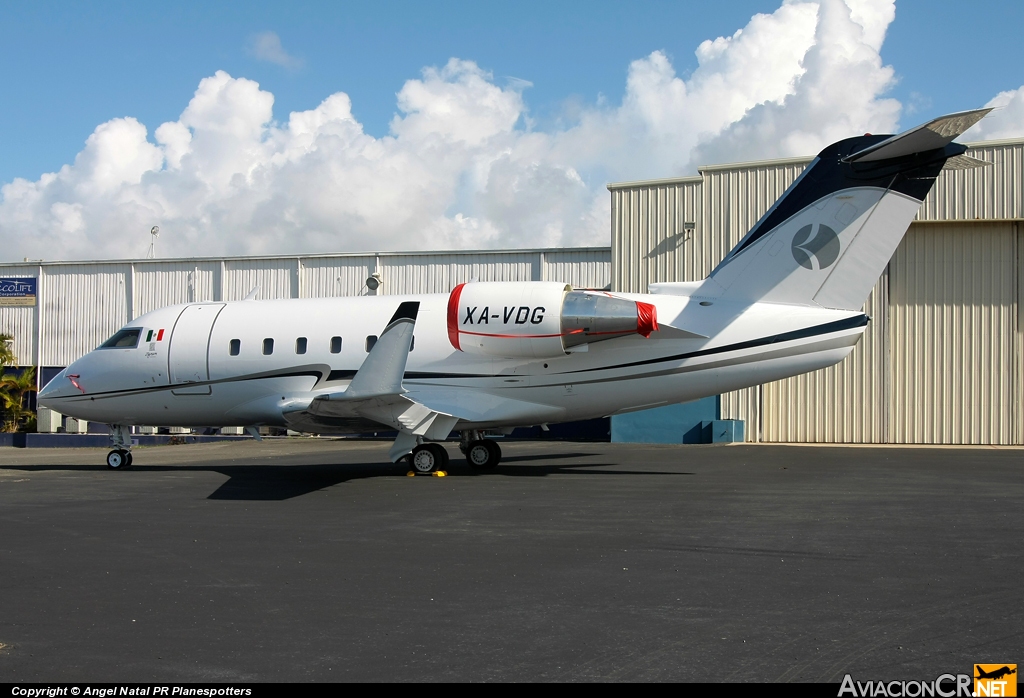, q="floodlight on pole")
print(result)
[147,226,160,259]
